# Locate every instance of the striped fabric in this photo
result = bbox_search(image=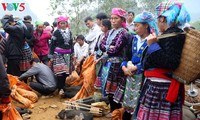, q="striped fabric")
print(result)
[105,62,124,94]
[100,62,124,96]
[19,42,32,71]
[0,38,6,54]
[136,79,183,120]
[94,61,103,90]
[52,53,72,75]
